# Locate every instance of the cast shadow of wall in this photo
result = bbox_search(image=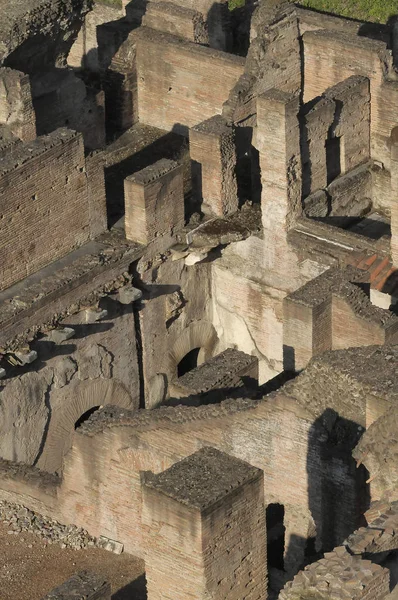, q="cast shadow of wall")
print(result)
[307,408,369,554]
